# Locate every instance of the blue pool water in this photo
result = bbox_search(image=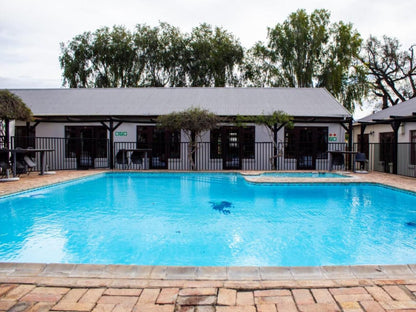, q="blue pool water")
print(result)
[260,172,348,178]
[1,173,416,266]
